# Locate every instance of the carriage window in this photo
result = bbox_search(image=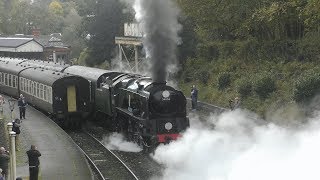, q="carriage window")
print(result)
[33,82,36,96]
[26,79,28,93]
[13,76,16,88]
[48,87,52,103]
[44,86,47,101]
[2,73,5,84]
[19,78,23,90]
[0,73,2,84]
[29,80,31,94]
[31,82,34,95]
[23,78,28,92]
[9,74,12,87]
[4,74,8,85]
[36,83,39,97]
[40,84,44,99]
